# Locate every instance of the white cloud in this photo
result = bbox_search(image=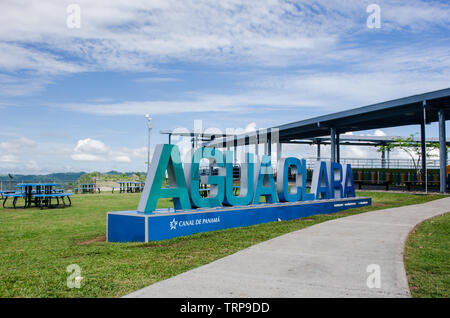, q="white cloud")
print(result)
[383,3,450,30]
[0,0,448,74]
[73,138,110,156]
[0,0,447,99]
[244,122,257,133]
[0,137,43,173]
[133,77,182,83]
[0,42,83,75]
[373,129,387,137]
[0,137,37,161]
[0,154,17,163]
[71,138,148,163]
[53,68,449,116]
